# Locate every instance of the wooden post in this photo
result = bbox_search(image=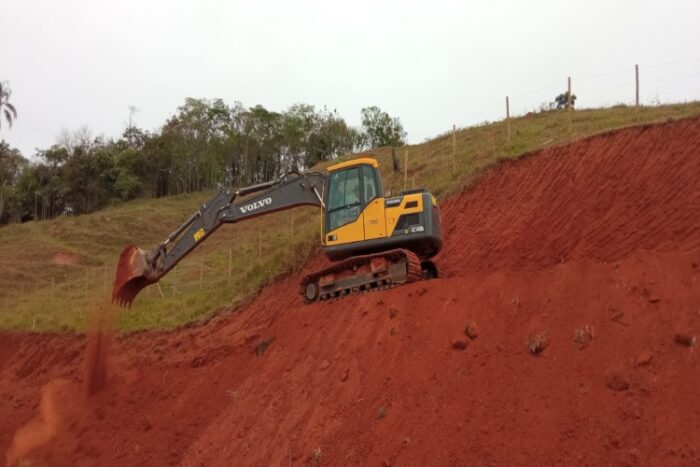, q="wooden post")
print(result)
[452,124,457,171]
[403,149,408,192]
[199,262,204,289]
[391,147,400,173]
[505,96,511,143]
[228,248,233,286]
[567,76,573,135]
[635,64,640,107]
[291,214,295,247]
